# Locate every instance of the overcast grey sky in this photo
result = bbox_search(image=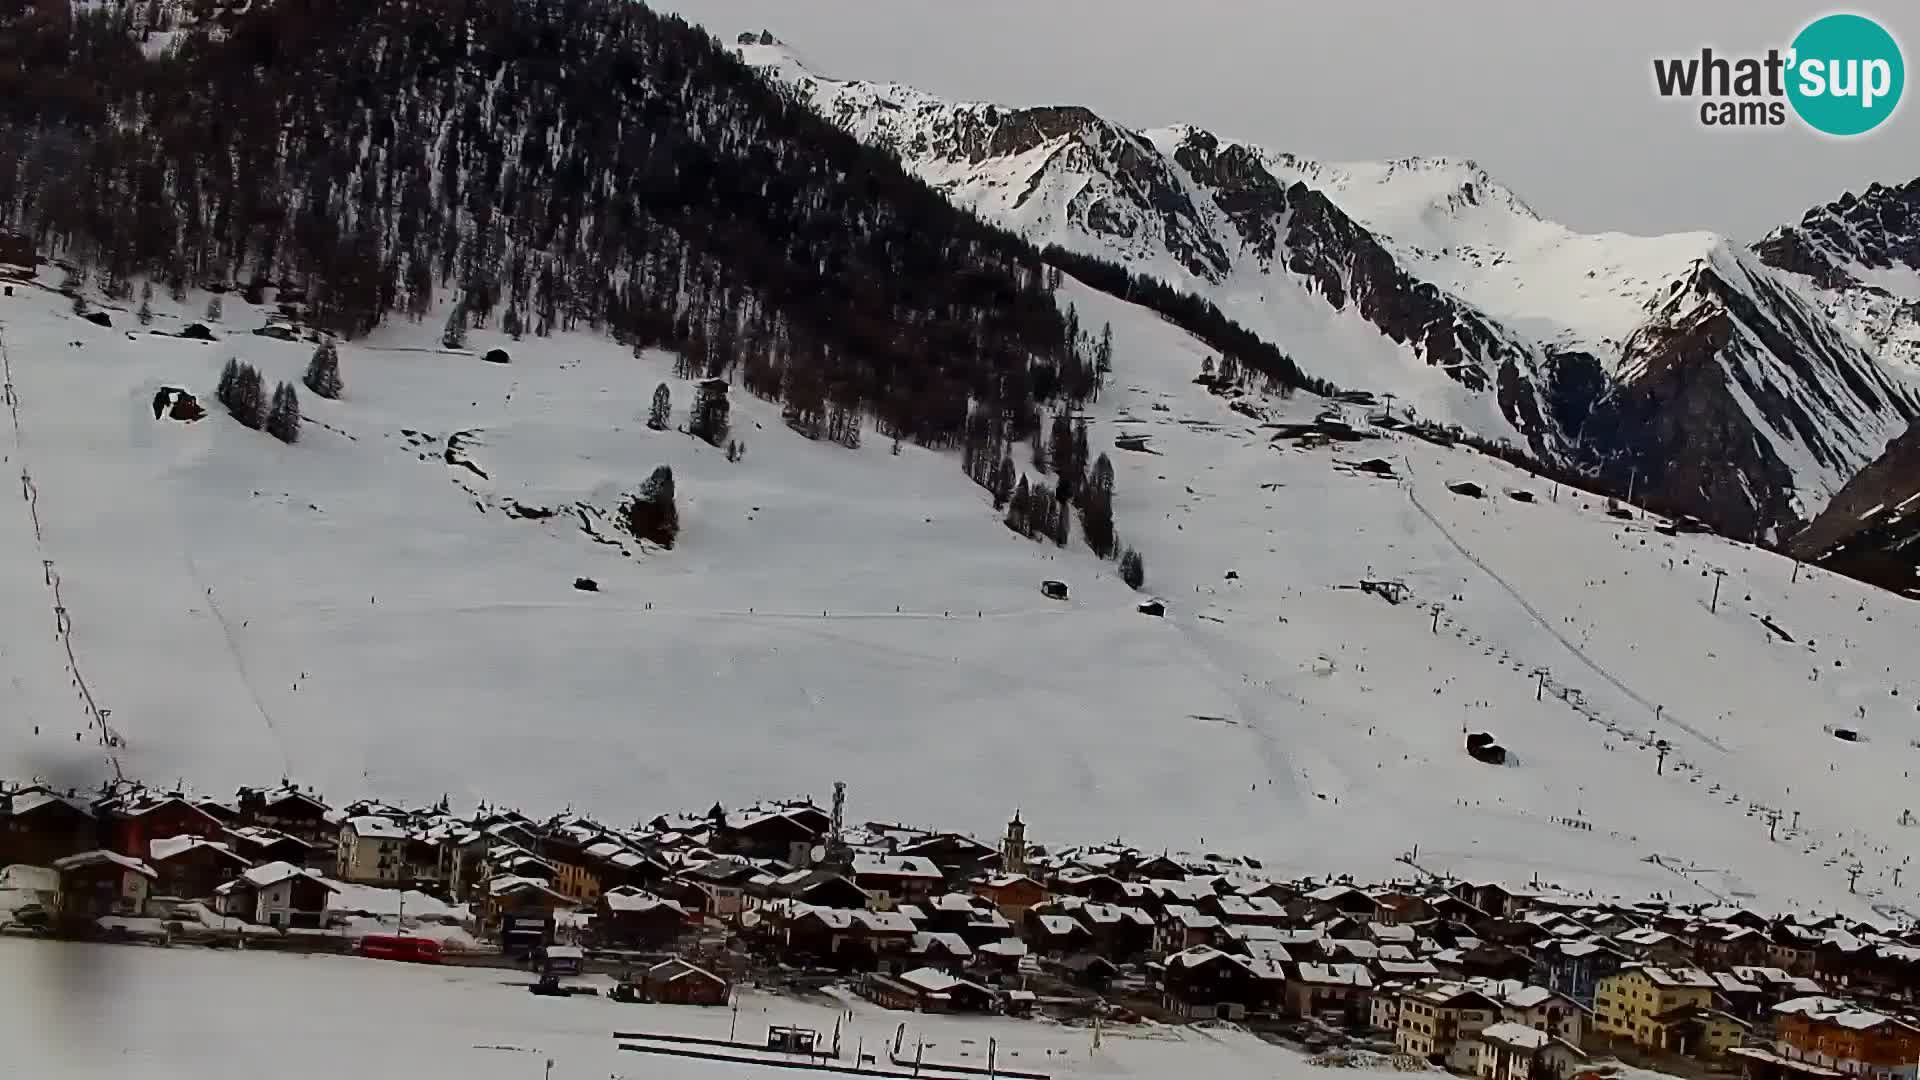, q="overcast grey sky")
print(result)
[655,0,1919,240]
